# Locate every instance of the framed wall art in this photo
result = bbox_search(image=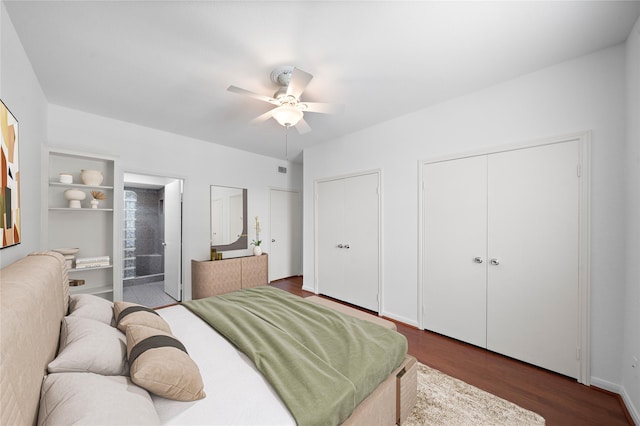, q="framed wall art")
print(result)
[1,99,20,249]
